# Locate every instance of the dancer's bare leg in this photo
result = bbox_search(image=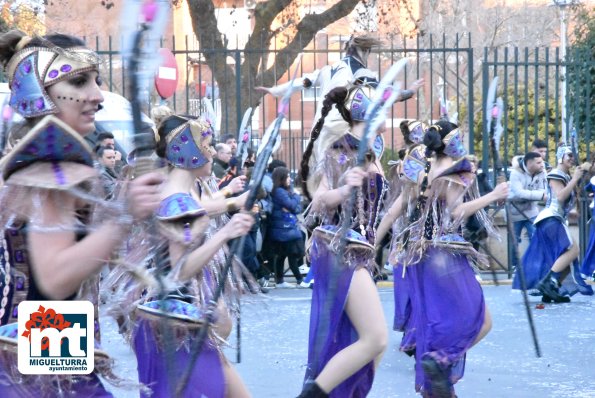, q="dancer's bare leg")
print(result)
[315,268,388,393]
[551,241,579,273]
[223,362,251,398]
[472,305,492,347]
